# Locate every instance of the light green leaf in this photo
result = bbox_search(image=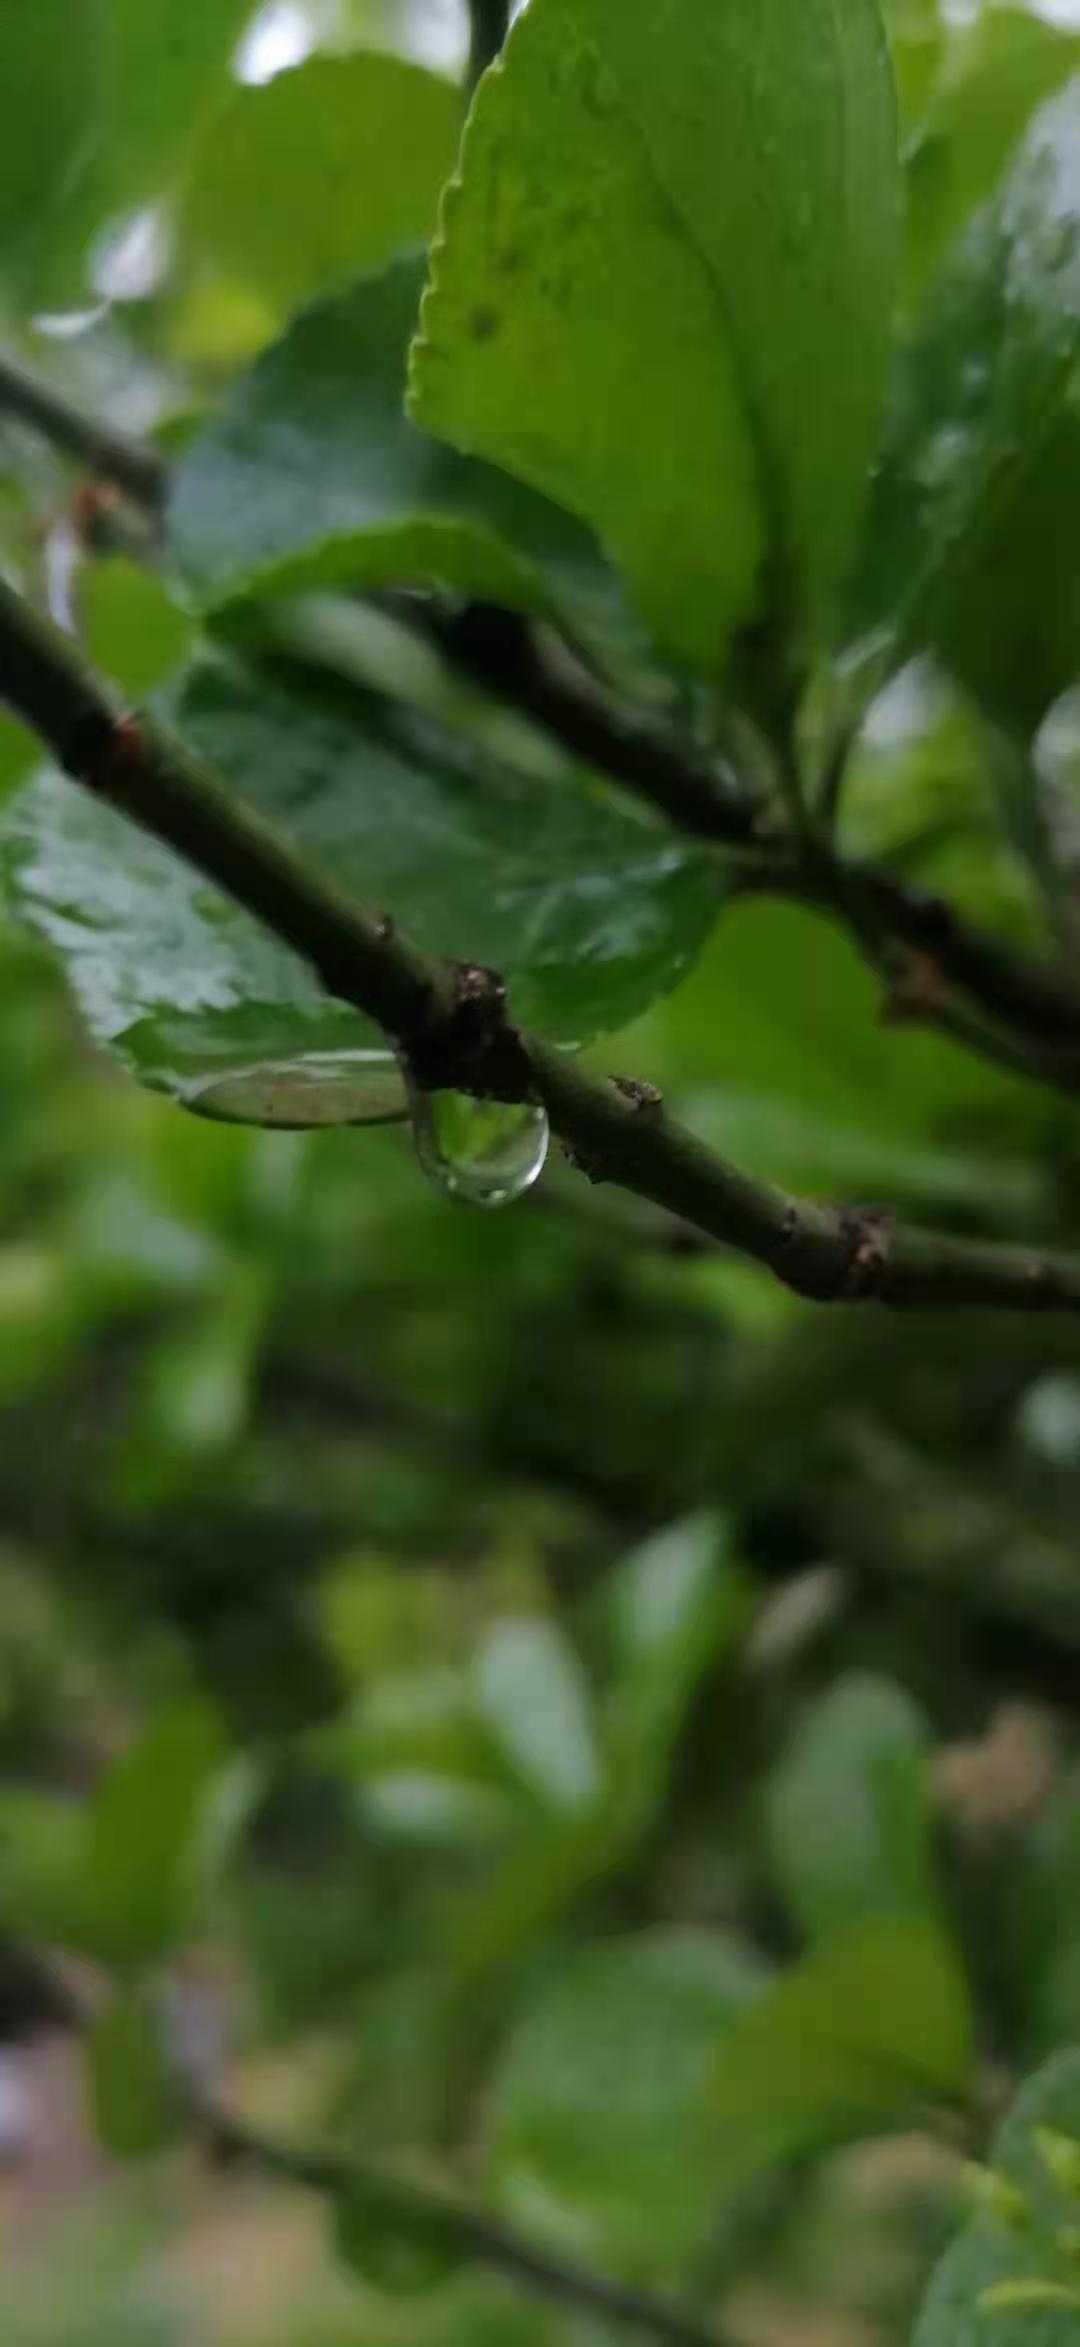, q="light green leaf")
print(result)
[487,1928,765,2276]
[167,257,645,683]
[335,2172,467,2297]
[83,557,195,699]
[709,1913,974,2180]
[2,650,716,1101]
[0,1787,104,1953]
[856,80,1080,732]
[88,1987,180,2157]
[86,1698,224,1967]
[410,0,899,669]
[904,7,1080,304]
[473,1618,601,1814]
[623,900,1053,1227]
[175,53,460,336]
[765,1672,938,1942]
[601,1512,752,1822]
[361,1771,517,1850]
[98,0,257,219]
[0,713,38,811]
[15,0,256,311]
[605,1509,747,1669]
[0,0,107,276]
[882,0,944,137]
[914,2050,1080,2347]
[339,1665,504,1785]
